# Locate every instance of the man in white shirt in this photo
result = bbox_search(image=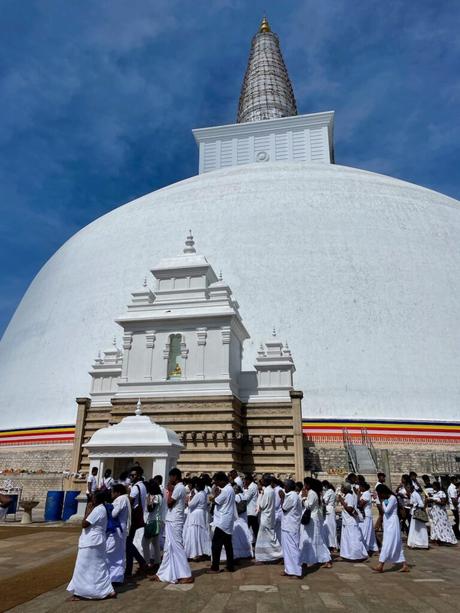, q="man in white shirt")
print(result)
[86,467,98,501]
[208,471,235,573]
[244,473,259,542]
[447,476,459,538]
[154,468,193,584]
